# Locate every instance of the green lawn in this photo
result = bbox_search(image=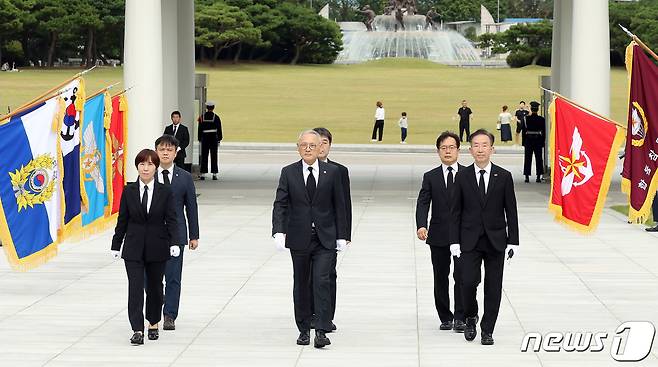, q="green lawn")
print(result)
[610,204,653,225]
[0,59,631,144]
